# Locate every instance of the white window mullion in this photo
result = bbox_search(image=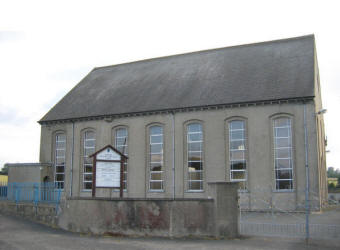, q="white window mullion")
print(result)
[55,133,66,190]
[115,127,128,190]
[229,120,247,190]
[274,118,293,190]
[83,131,95,190]
[187,123,203,191]
[149,126,164,191]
